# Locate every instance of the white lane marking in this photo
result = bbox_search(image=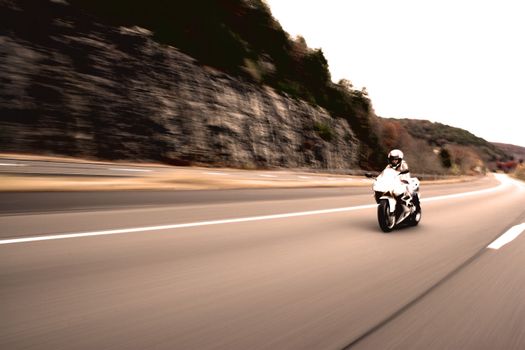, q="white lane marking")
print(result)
[0,204,376,245]
[0,163,26,166]
[108,168,152,173]
[203,172,229,176]
[259,174,277,178]
[514,179,525,190]
[487,223,525,250]
[298,176,310,179]
[0,174,514,245]
[421,174,509,203]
